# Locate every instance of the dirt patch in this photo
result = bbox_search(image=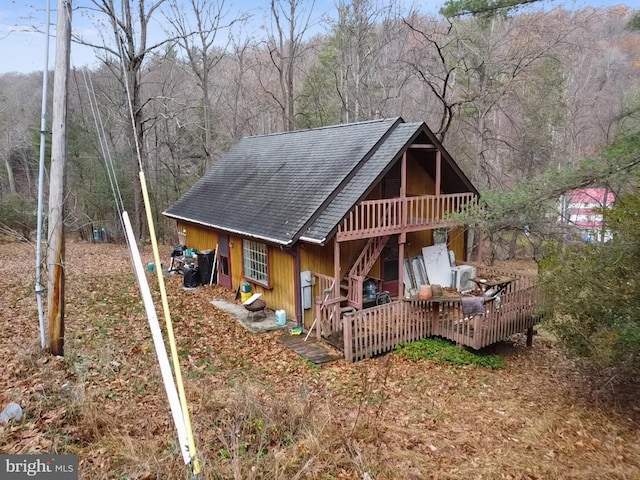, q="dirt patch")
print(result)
[0,241,638,479]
